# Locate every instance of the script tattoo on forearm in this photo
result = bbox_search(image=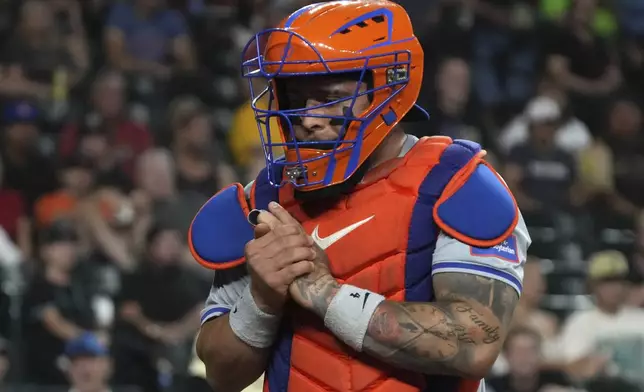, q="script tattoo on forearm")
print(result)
[361,273,517,378]
[294,270,517,378]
